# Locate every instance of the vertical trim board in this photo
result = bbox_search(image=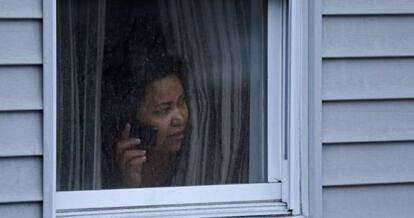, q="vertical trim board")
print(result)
[306,0,323,217]
[43,0,57,216]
